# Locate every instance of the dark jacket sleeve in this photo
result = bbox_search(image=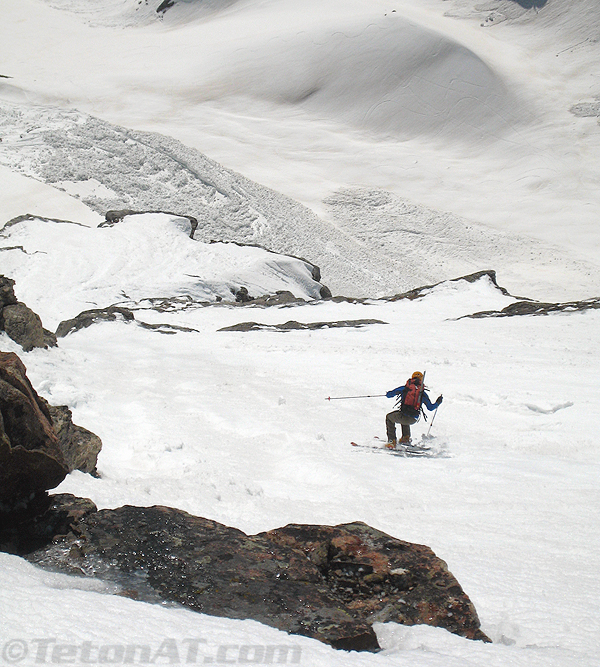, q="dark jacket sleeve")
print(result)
[422,391,441,410]
[386,386,405,399]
